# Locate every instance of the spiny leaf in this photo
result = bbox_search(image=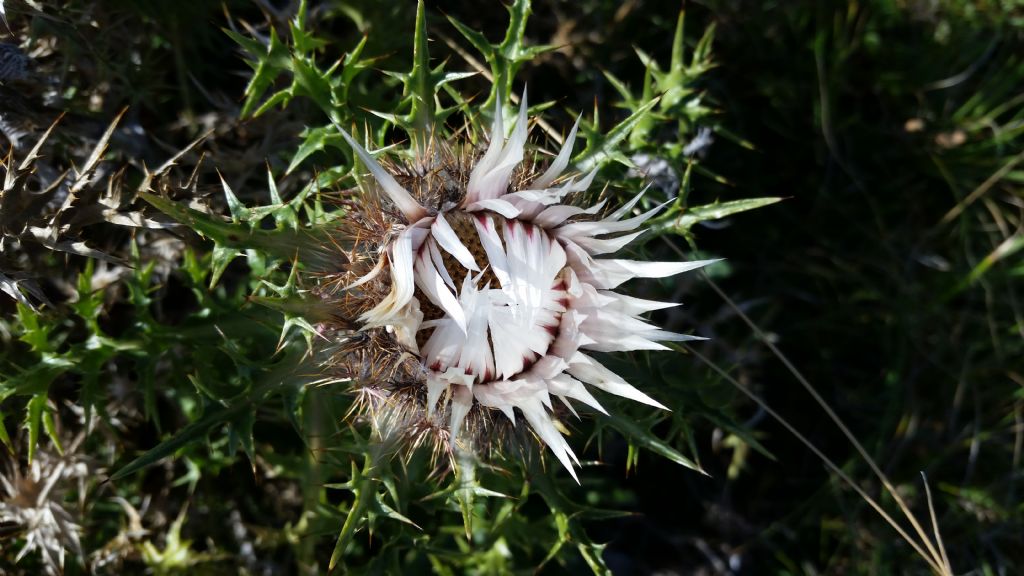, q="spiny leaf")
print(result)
[17,113,64,172]
[218,173,250,223]
[594,411,706,475]
[227,409,257,474]
[329,458,375,570]
[16,303,53,353]
[24,392,46,465]
[447,0,553,109]
[41,398,62,455]
[410,0,433,136]
[0,272,43,309]
[139,191,340,270]
[26,227,126,265]
[575,97,661,172]
[651,197,784,235]
[69,107,126,196]
[108,402,242,483]
[109,349,308,482]
[286,125,345,175]
[226,26,291,118]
